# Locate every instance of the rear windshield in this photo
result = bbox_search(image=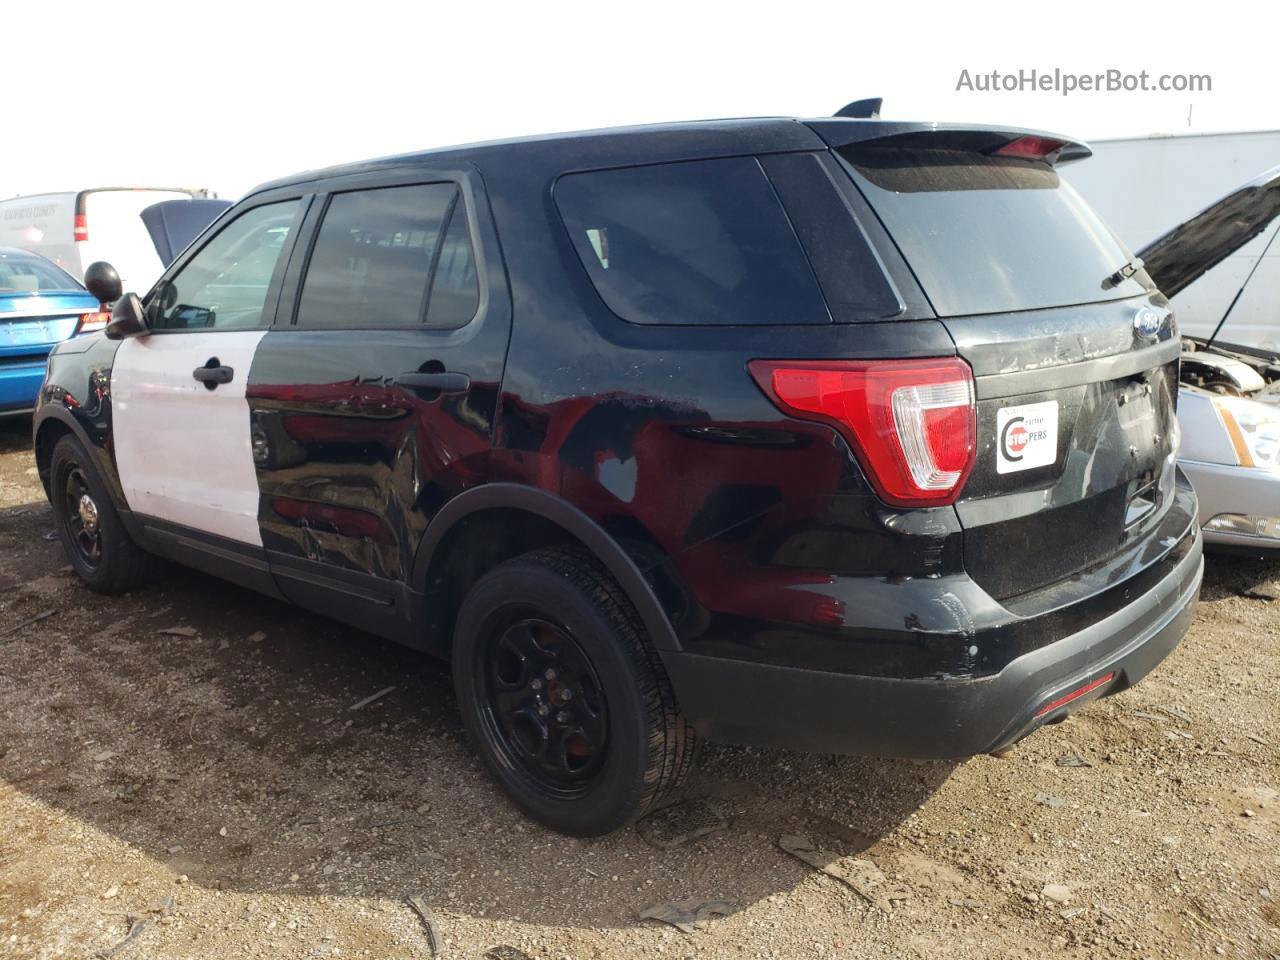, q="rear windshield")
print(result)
[839,147,1148,316]
[0,249,82,293]
[554,157,830,326]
